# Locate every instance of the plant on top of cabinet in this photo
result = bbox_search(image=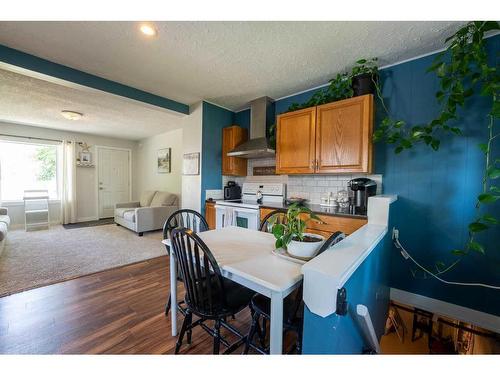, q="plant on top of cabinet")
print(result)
[222,126,247,176]
[351,58,379,97]
[285,58,379,113]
